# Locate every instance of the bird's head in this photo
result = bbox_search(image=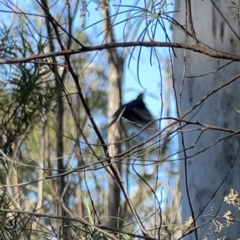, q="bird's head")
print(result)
[136,93,144,101]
